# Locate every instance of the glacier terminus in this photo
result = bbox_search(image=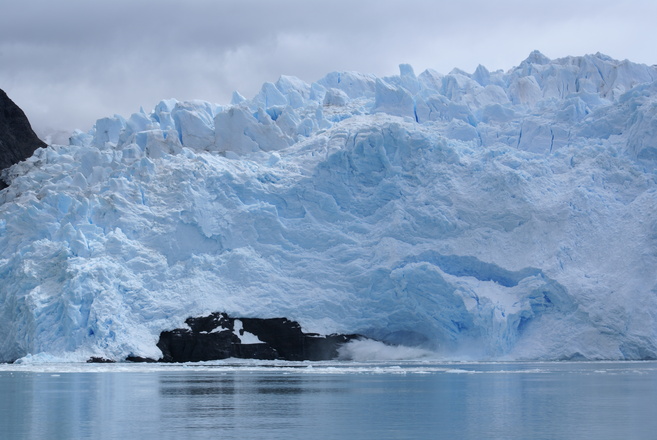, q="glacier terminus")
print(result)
[1,51,657,363]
